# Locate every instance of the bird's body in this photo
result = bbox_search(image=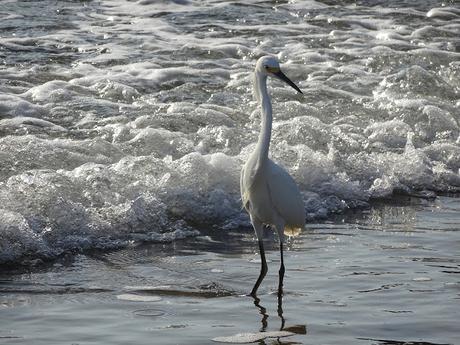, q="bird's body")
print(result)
[240,56,305,296]
[241,157,305,237]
